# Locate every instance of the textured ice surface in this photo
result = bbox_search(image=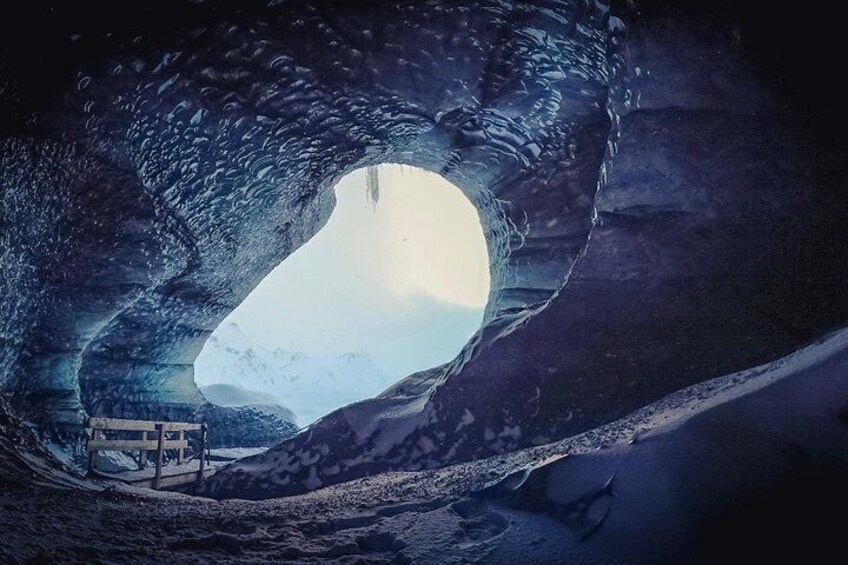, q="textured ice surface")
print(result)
[1,0,613,439]
[1,1,847,490]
